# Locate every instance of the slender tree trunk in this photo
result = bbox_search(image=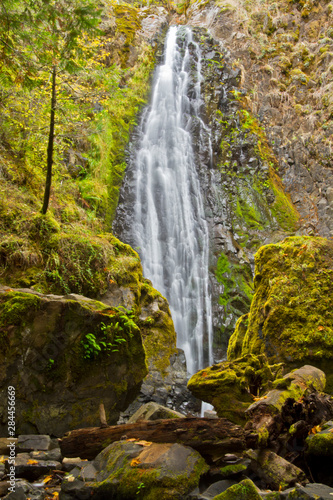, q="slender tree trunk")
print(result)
[41,65,56,215]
